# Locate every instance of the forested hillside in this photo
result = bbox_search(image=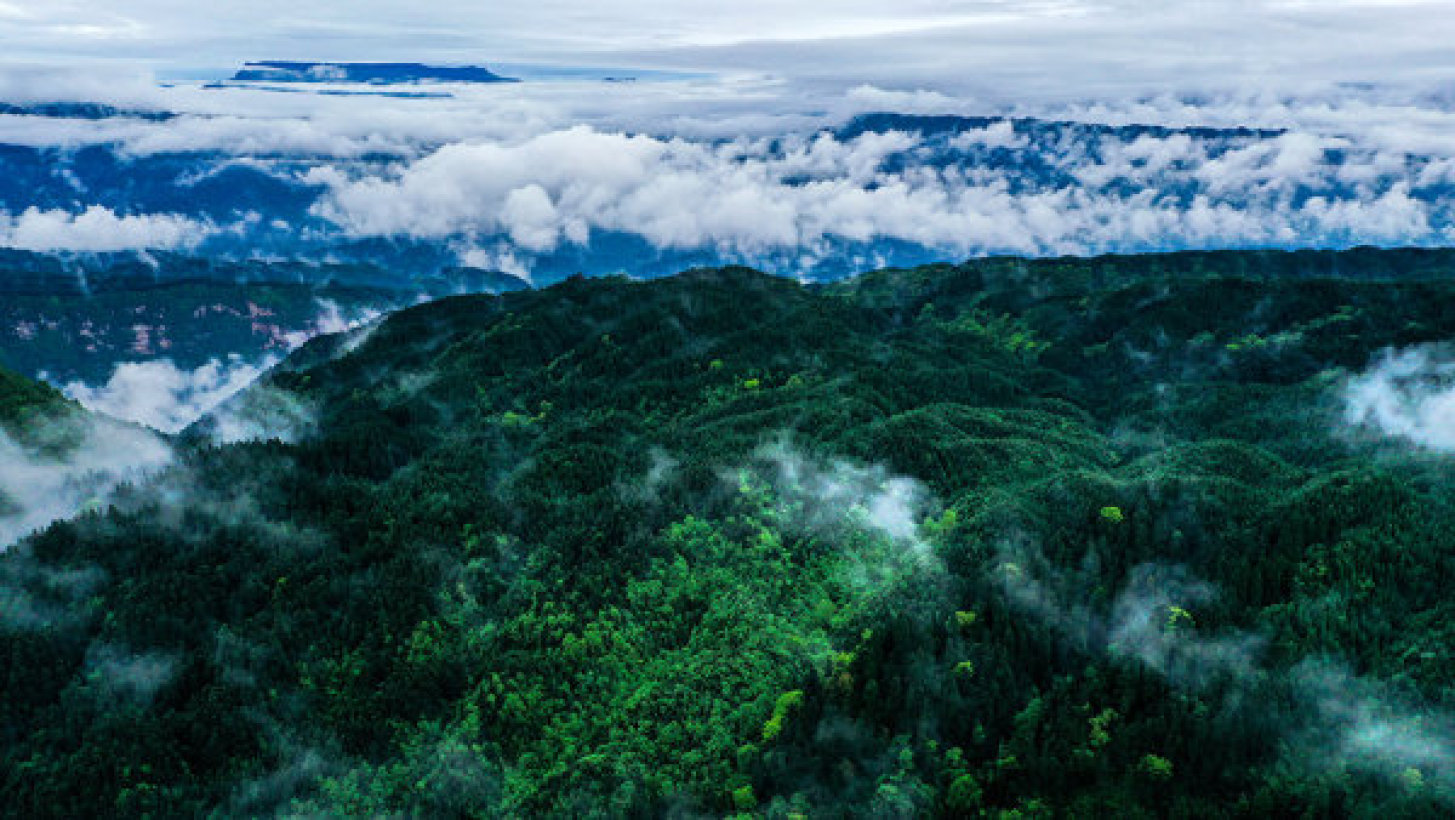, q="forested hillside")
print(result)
[4,250,1455,816]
